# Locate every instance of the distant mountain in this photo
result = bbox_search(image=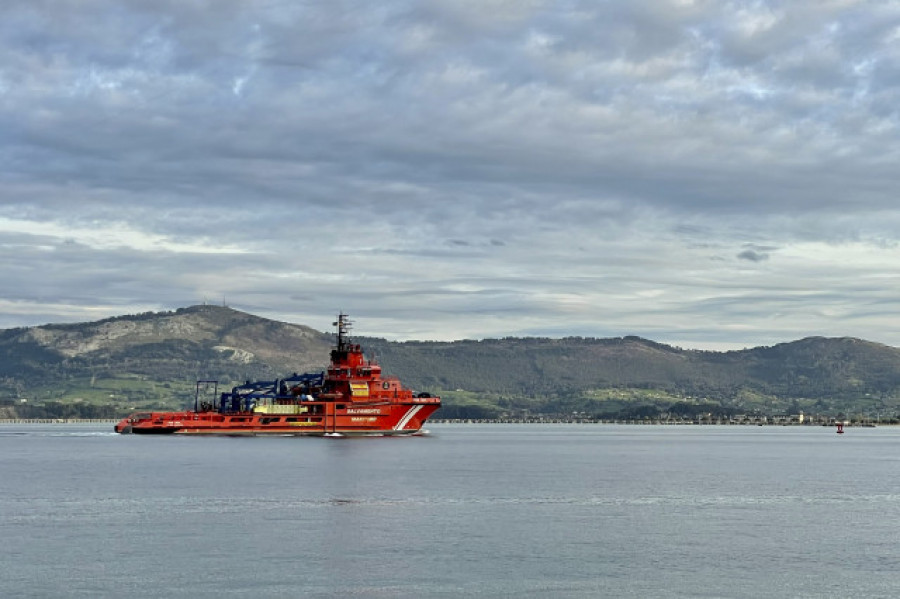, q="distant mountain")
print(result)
[0,306,331,418]
[361,334,900,419]
[1,306,899,420]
